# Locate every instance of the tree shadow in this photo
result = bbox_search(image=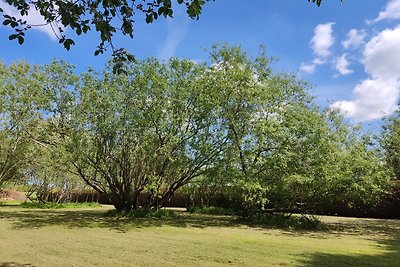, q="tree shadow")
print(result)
[0,263,35,267]
[298,217,400,266]
[0,208,244,233]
